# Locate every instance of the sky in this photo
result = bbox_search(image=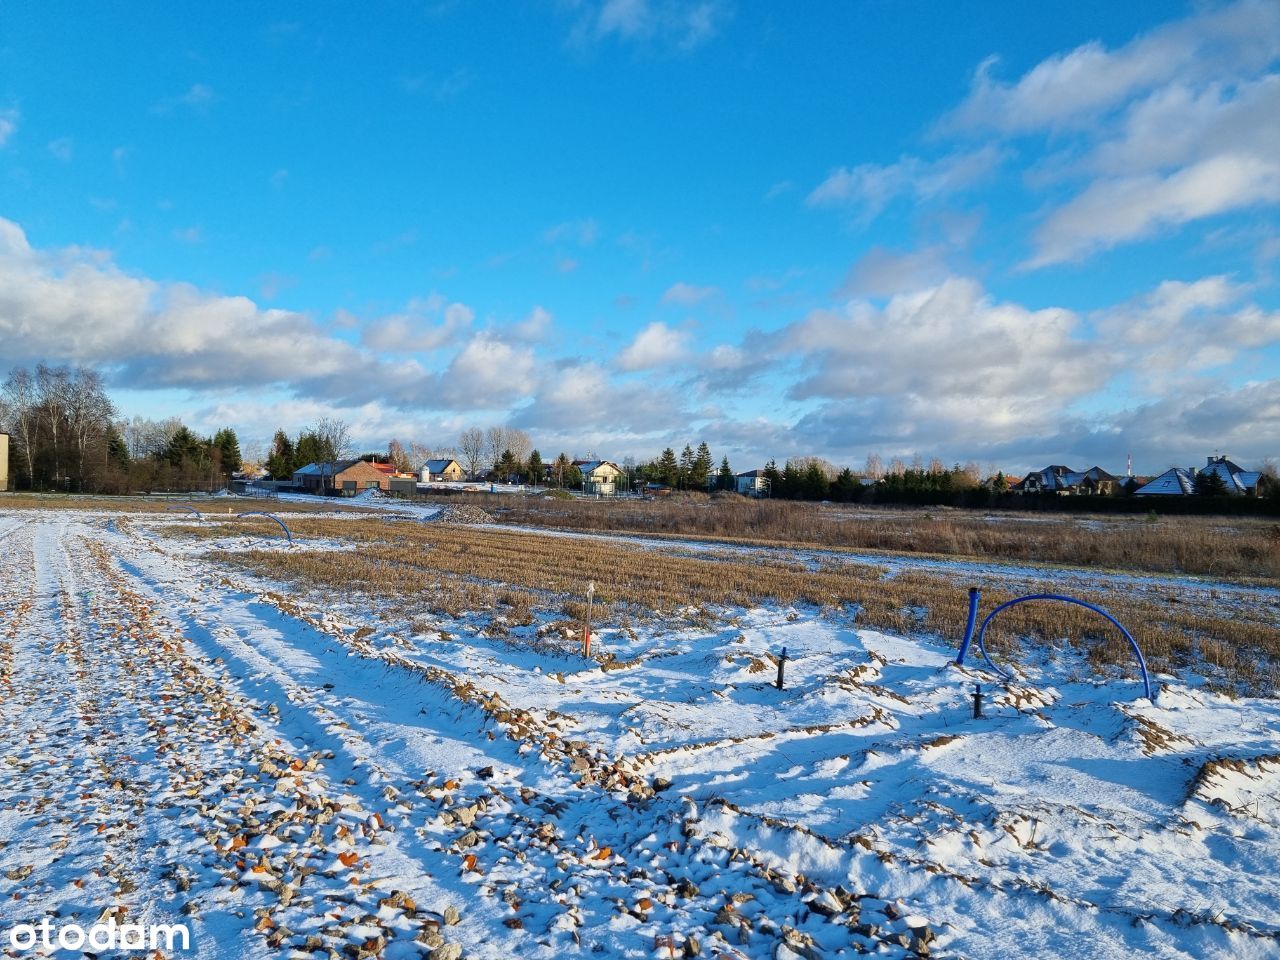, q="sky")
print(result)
[1,0,1278,475]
